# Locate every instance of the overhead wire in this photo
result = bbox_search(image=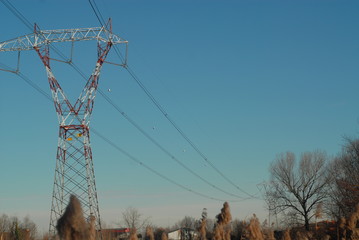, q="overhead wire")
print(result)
[53,0,251,200]
[49,23,245,199]
[0,0,33,30]
[88,0,107,27]
[91,128,245,202]
[0,62,52,101]
[0,0,251,201]
[88,0,255,199]
[124,65,258,199]
[0,63,244,203]
[98,89,248,199]
[88,0,259,199]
